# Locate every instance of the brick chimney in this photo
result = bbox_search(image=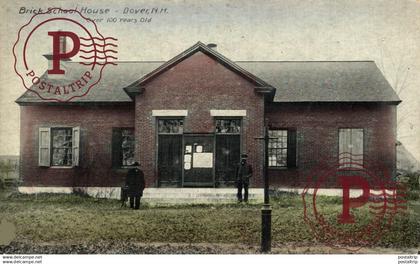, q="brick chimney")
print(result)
[207,43,217,51]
